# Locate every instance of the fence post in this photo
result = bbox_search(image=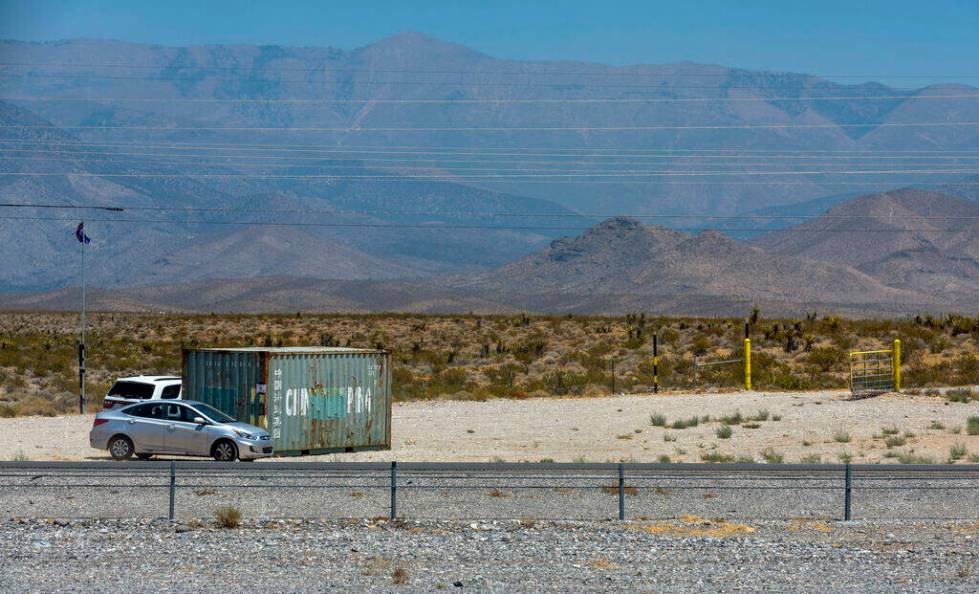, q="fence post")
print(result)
[744,338,752,391]
[618,463,625,521]
[652,334,658,394]
[893,339,901,392]
[844,463,852,521]
[610,360,616,394]
[168,461,176,523]
[390,461,398,520]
